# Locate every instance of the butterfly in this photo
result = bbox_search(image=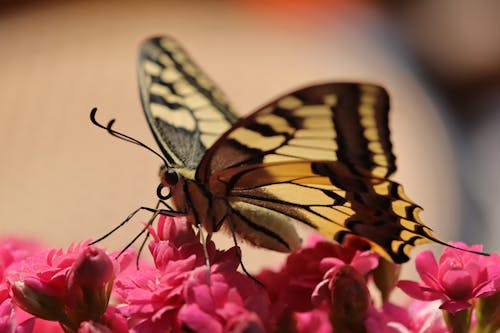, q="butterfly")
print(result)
[92,36,449,264]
